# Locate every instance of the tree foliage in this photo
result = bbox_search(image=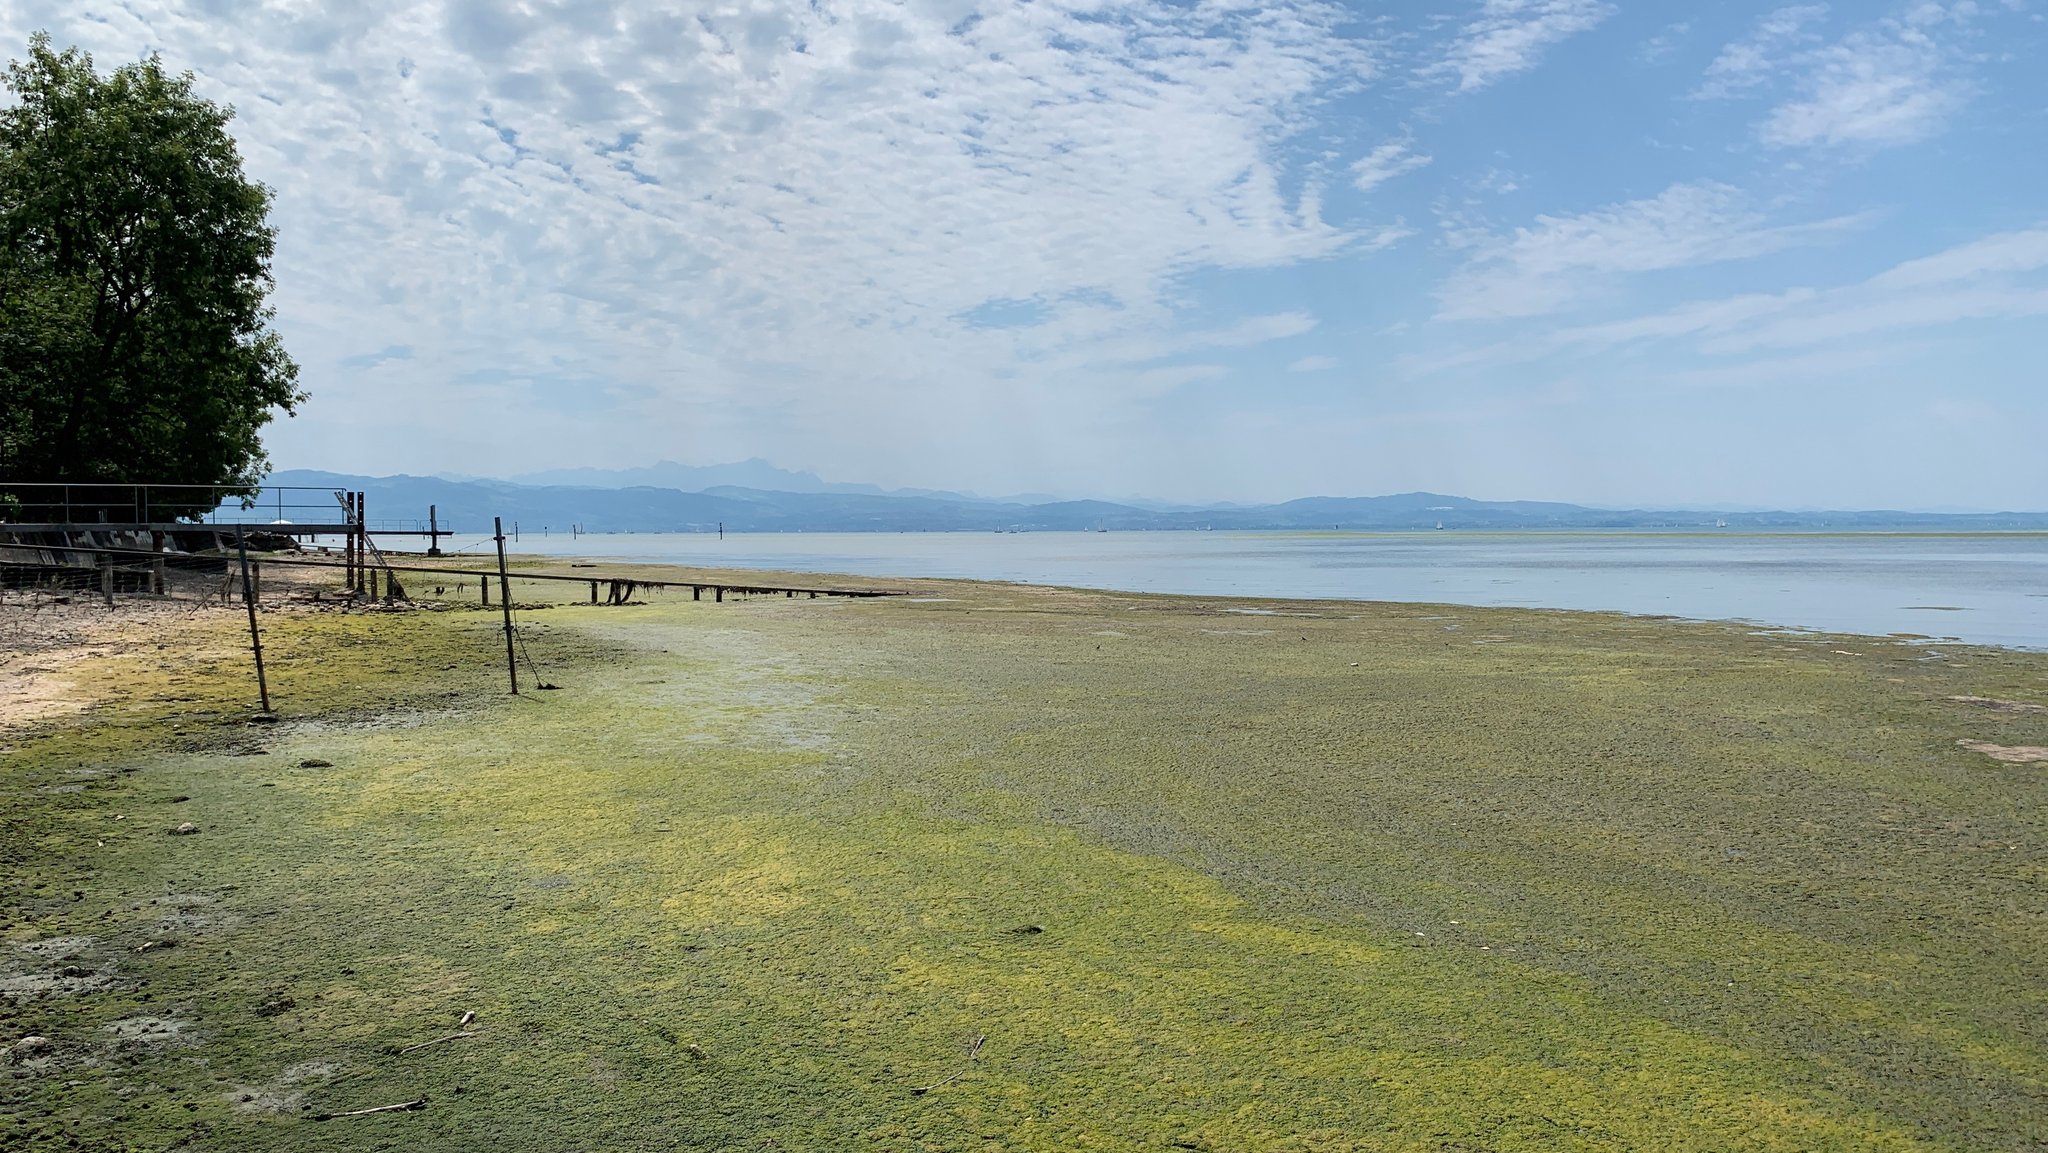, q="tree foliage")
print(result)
[0,33,301,518]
